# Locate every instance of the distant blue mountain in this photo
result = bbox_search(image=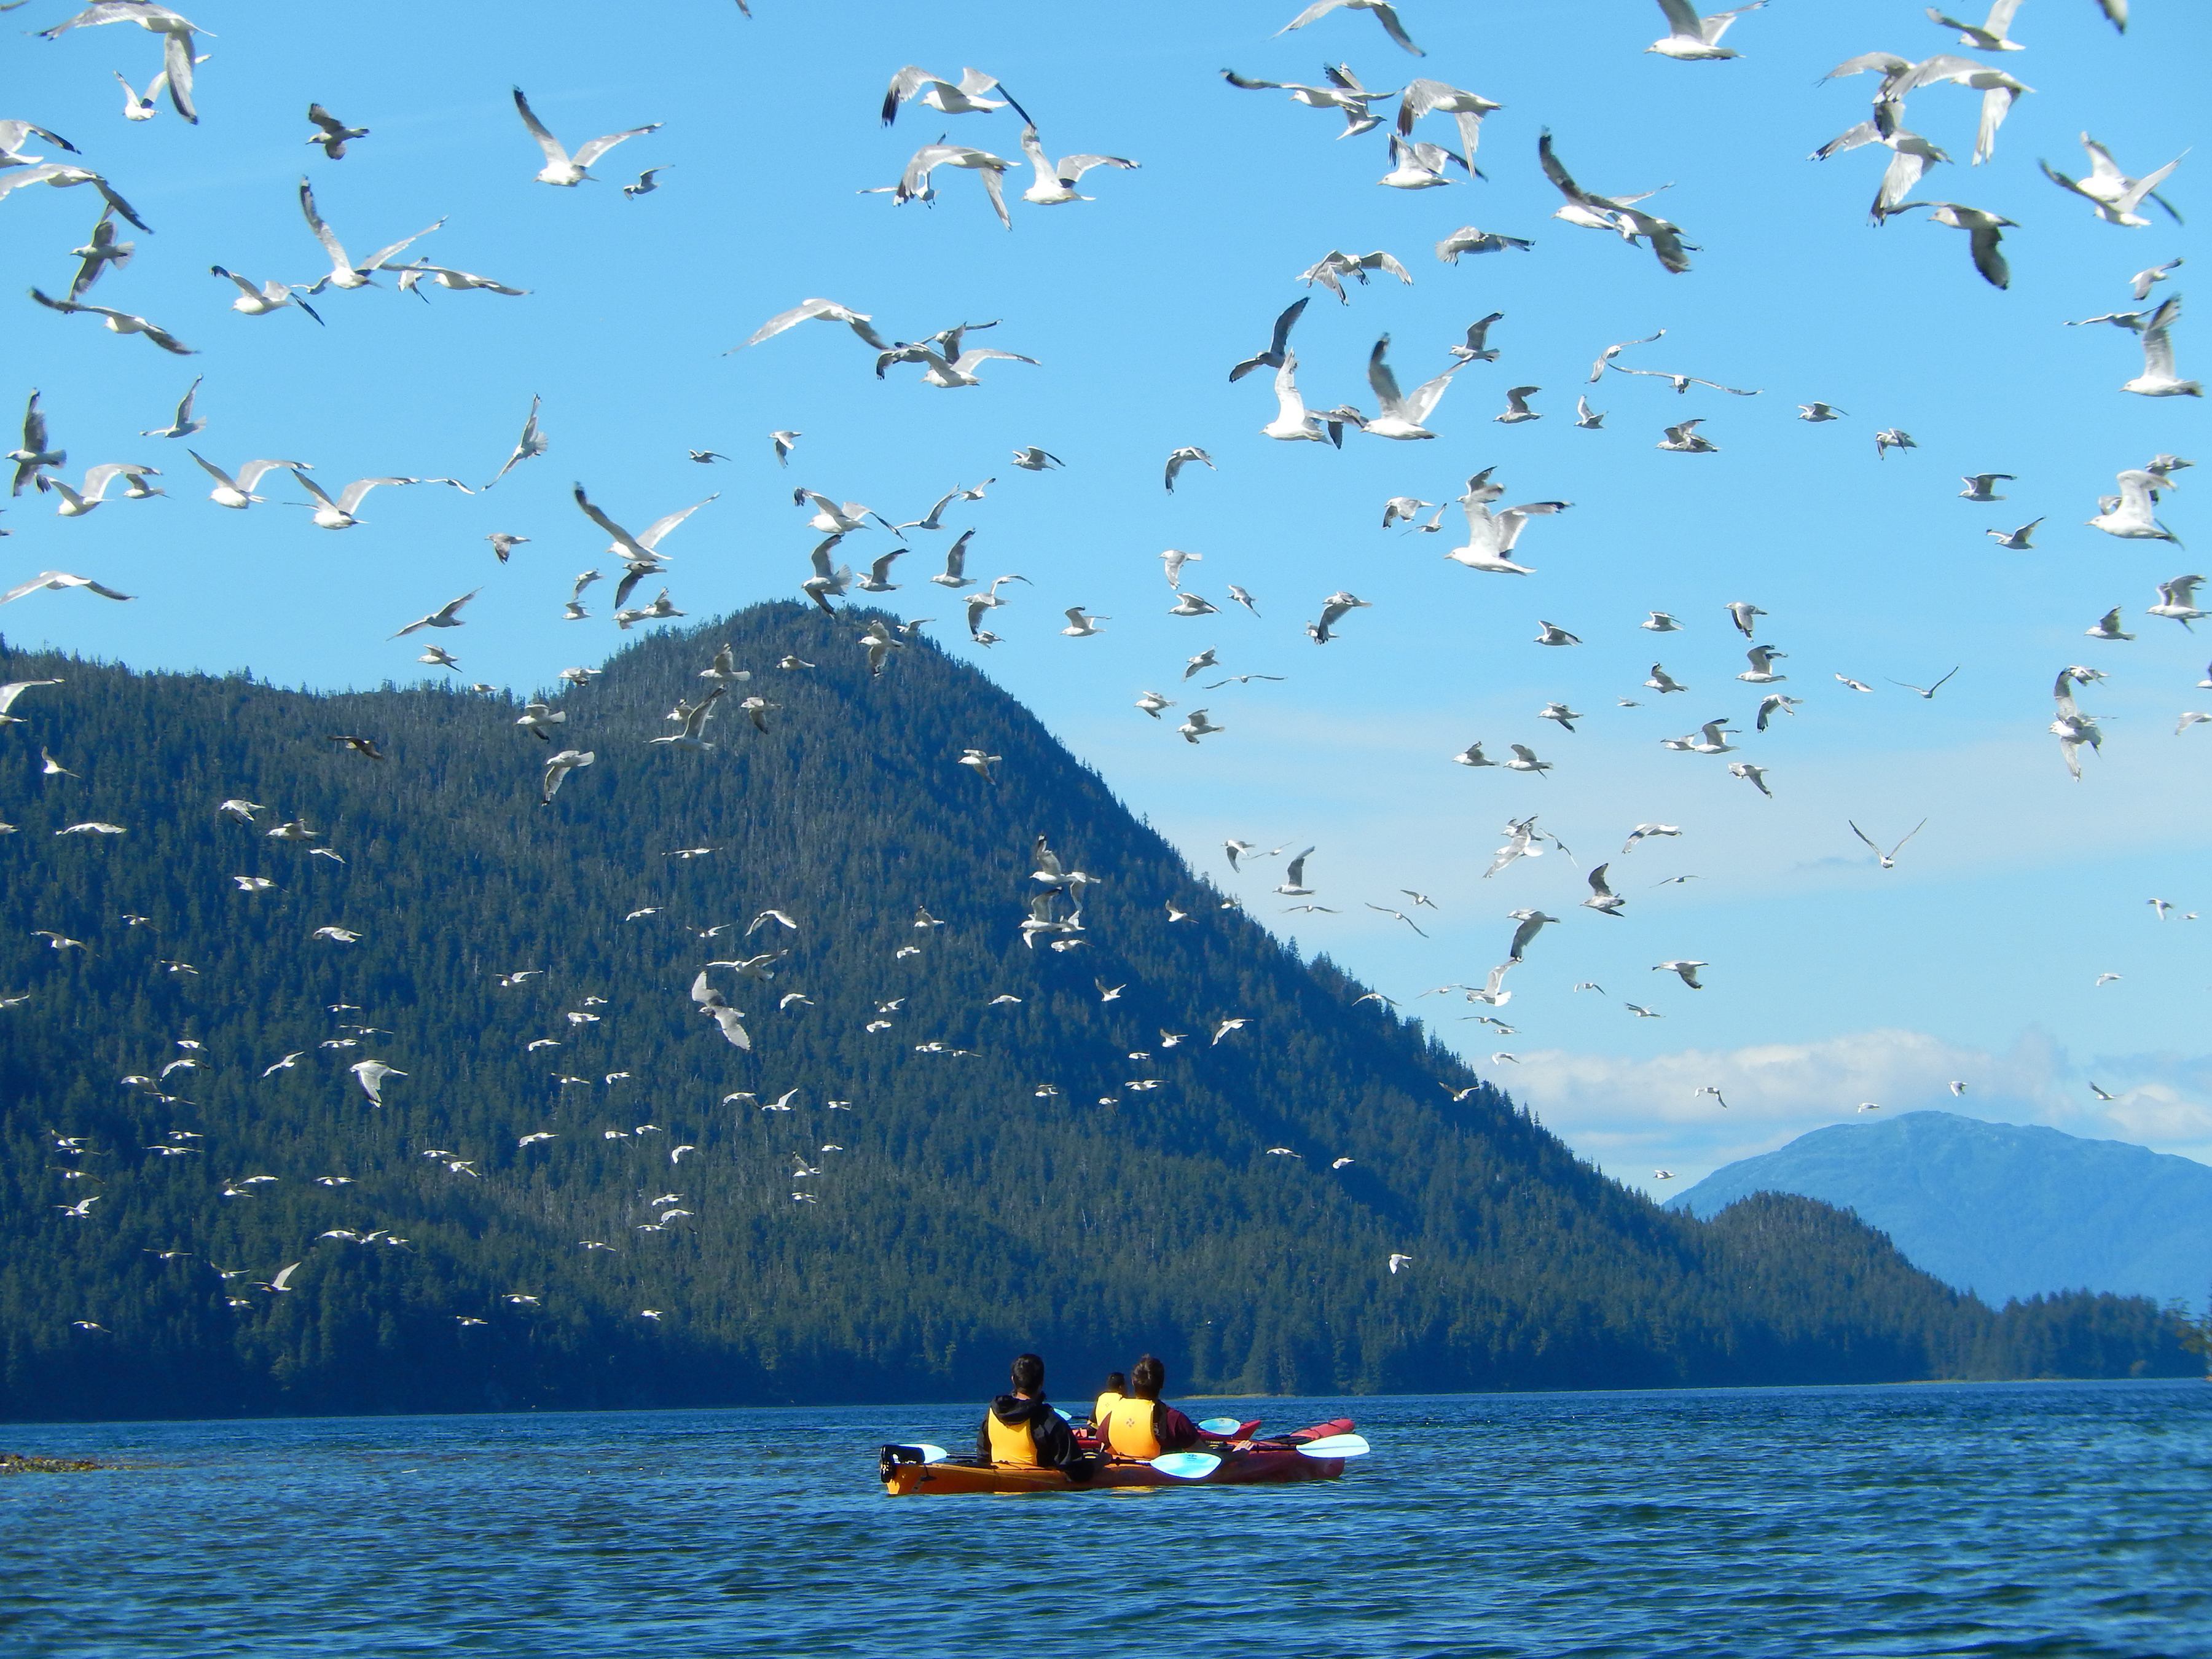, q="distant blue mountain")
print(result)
[1669,1112,2212,1309]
